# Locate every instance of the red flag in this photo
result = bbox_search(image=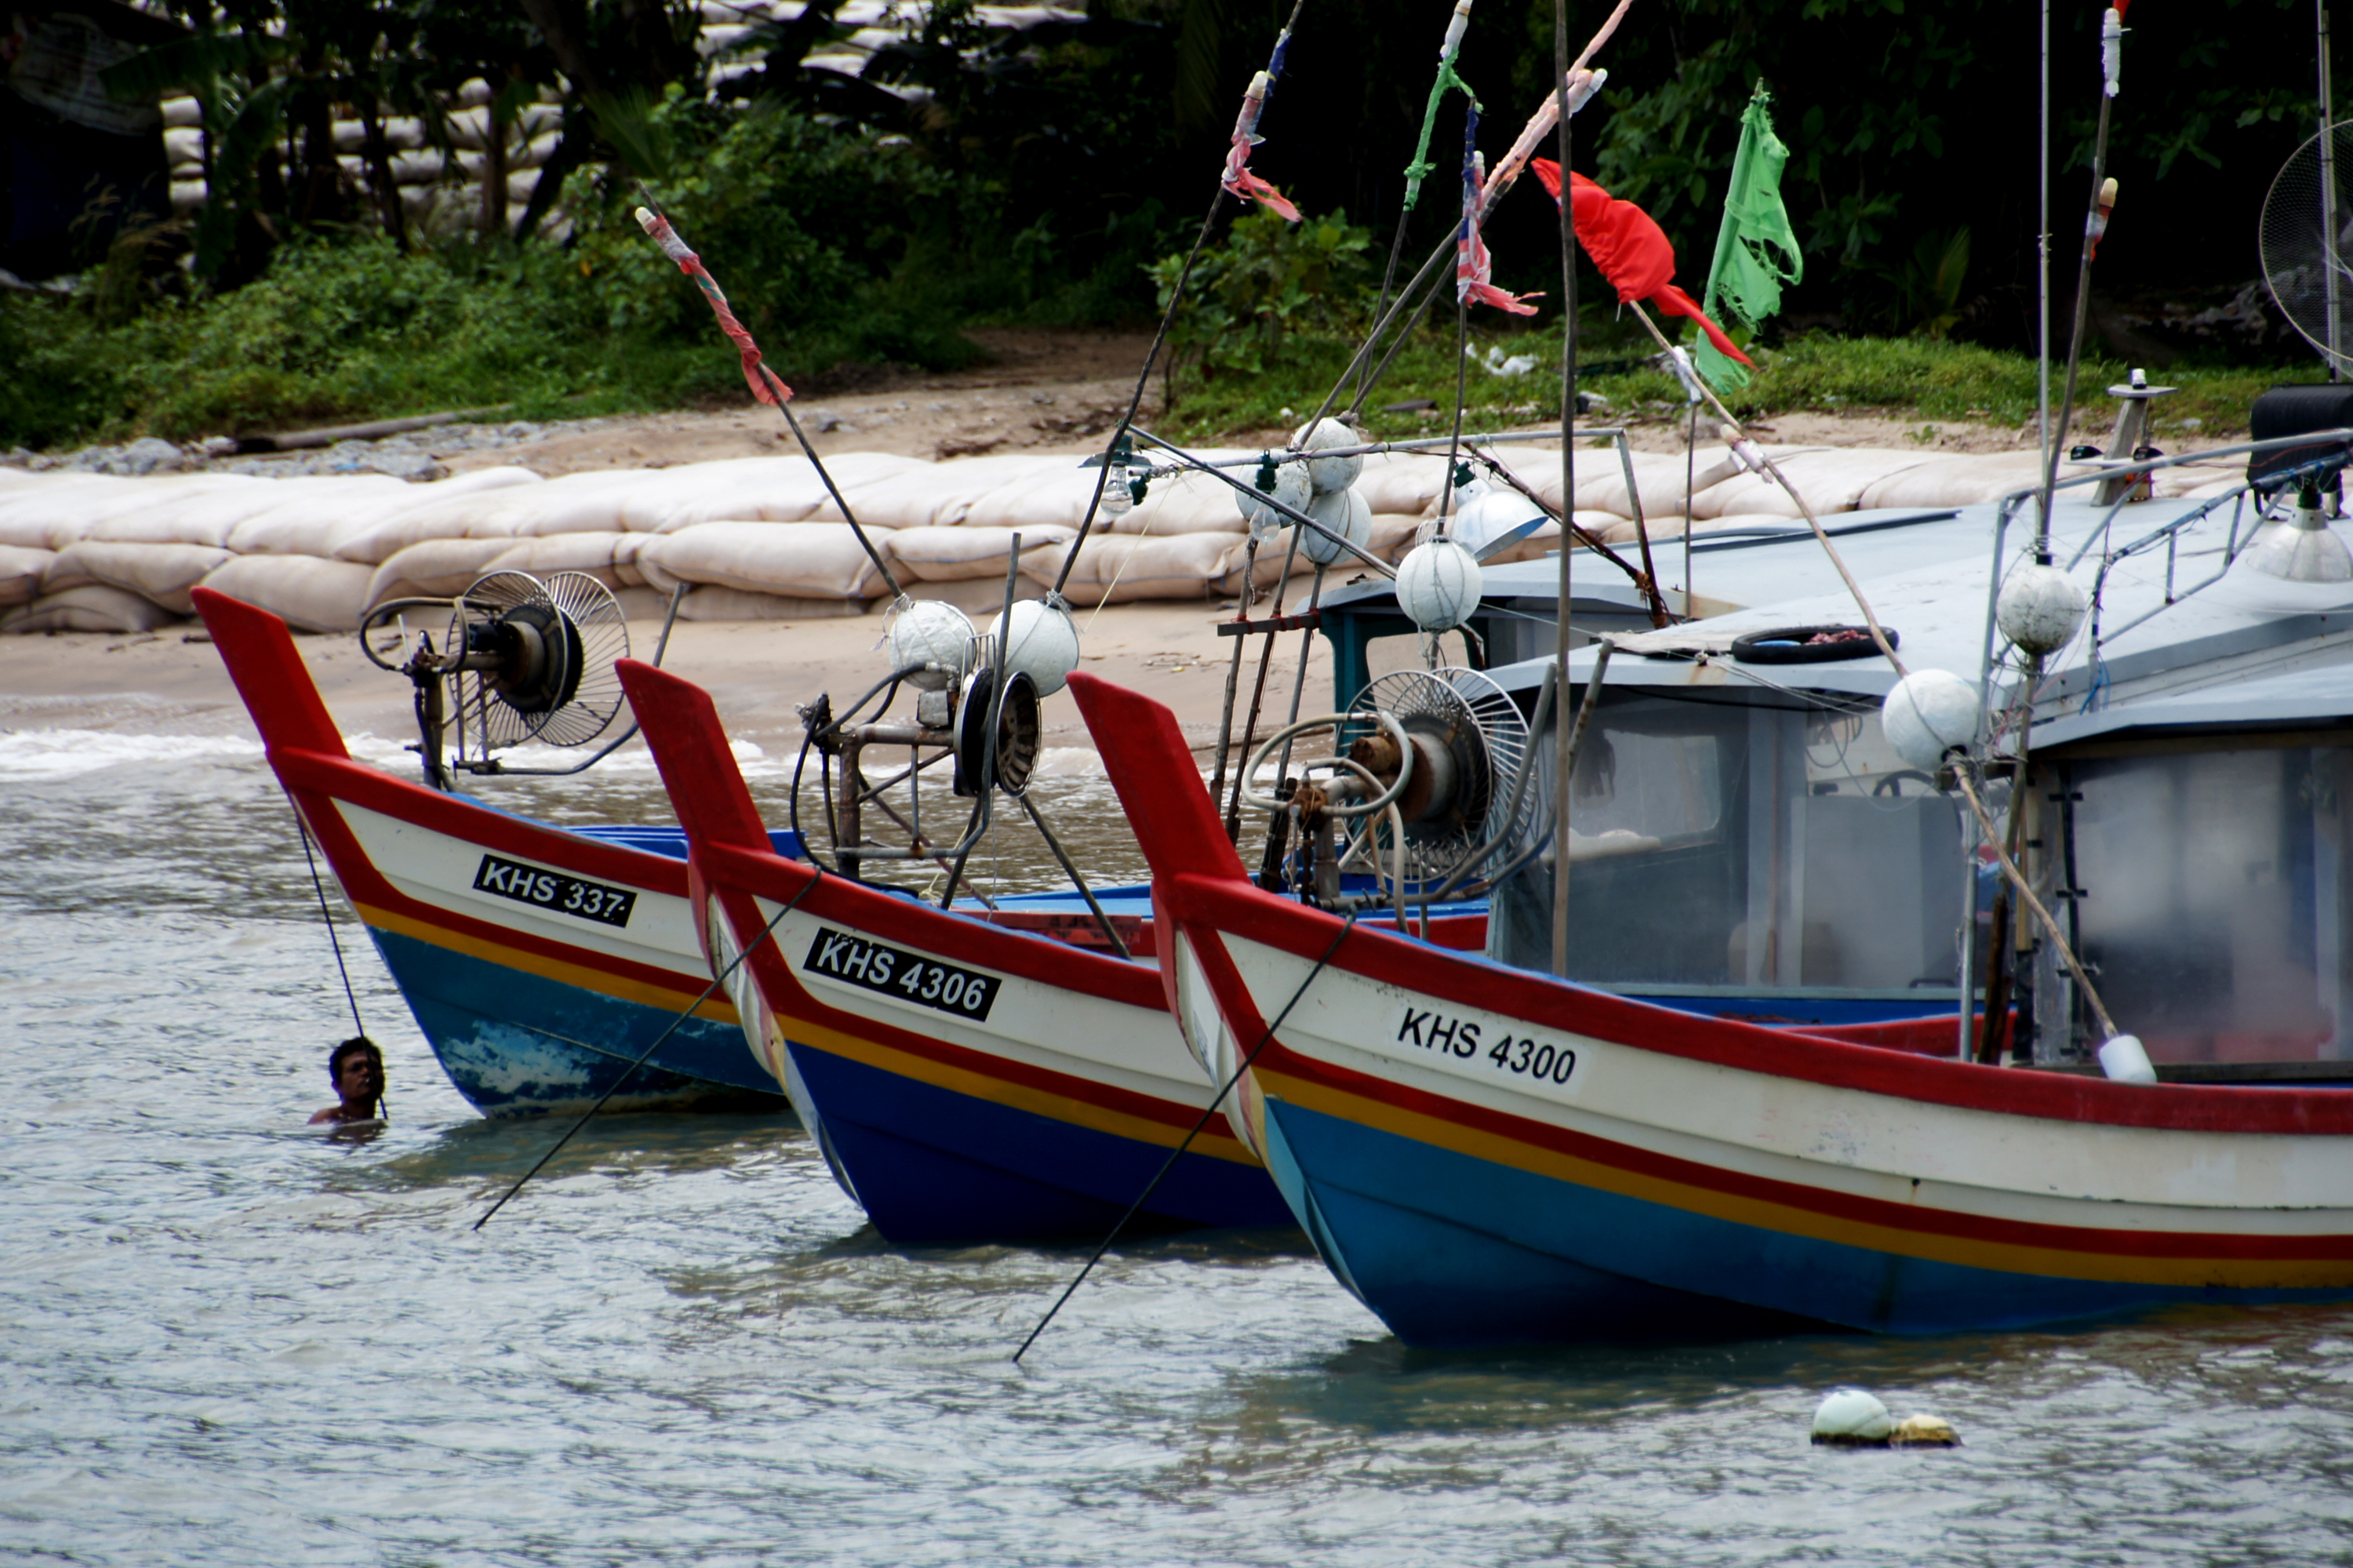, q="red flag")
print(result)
[1532,160,1753,367]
